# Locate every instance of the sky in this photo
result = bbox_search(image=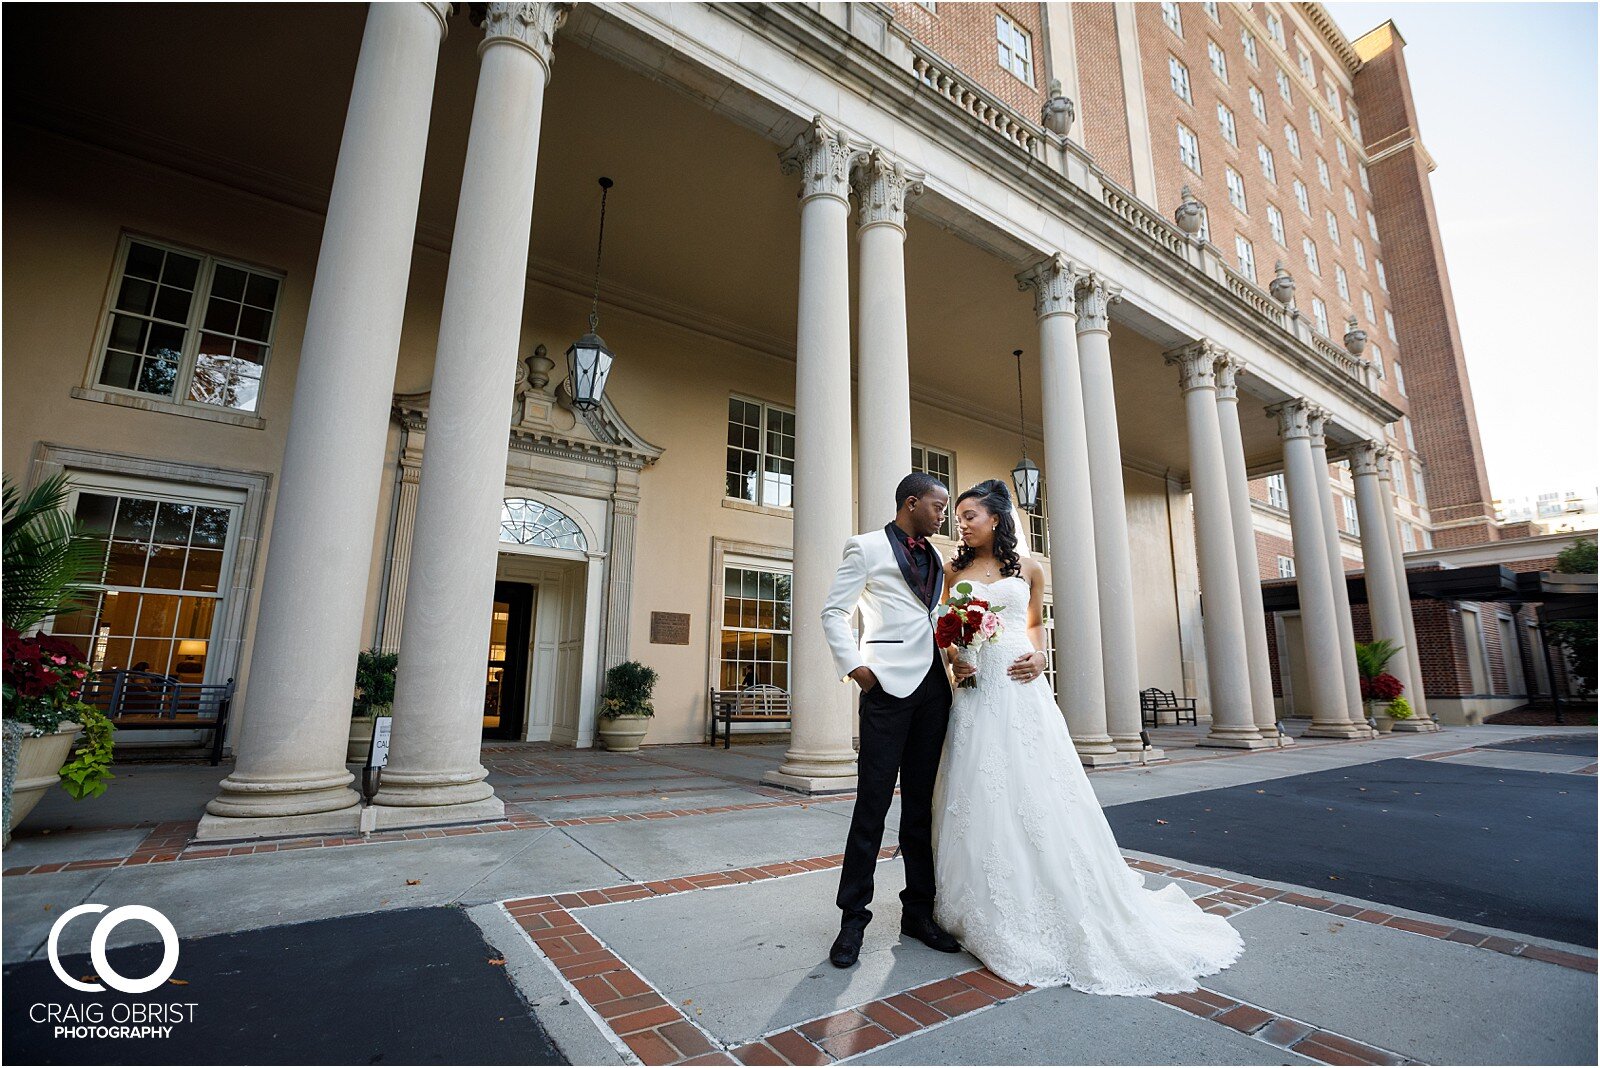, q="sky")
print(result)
[1322,2,1598,504]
